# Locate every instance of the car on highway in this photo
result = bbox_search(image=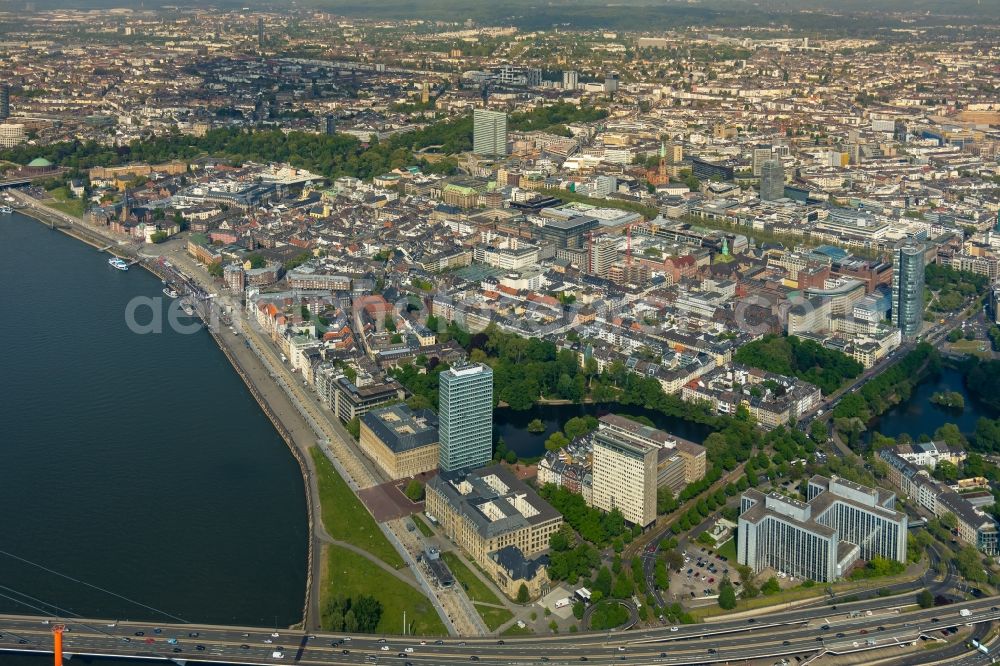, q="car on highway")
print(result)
[134,631,144,637]
[271,632,280,638]
[167,638,178,645]
[240,644,249,649]
[405,647,415,652]
[380,646,390,651]
[670,626,679,632]
[342,649,350,654]
[188,632,199,638]
[195,645,205,651]
[835,633,845,638]
[153,628,162,634]
[782,641,790,646]
[171,647,181,653]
